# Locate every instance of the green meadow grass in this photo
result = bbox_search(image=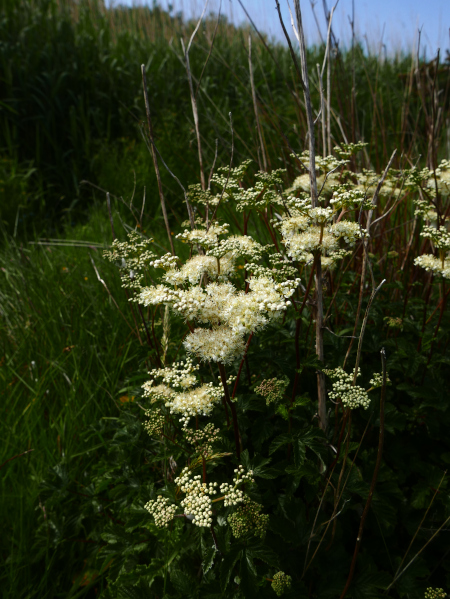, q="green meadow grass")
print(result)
[1,1,450,597]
